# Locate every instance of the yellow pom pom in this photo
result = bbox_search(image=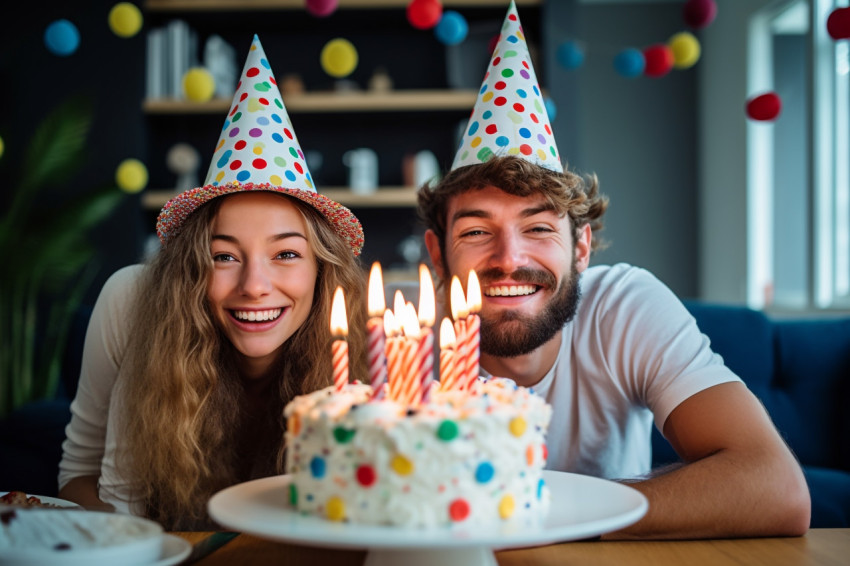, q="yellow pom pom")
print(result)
[115,158,148,193]
[183,67,216,103]
[498,494,515,519]
[509,417,527,437]
[326,496,346,521]
[0,135,4,159]
[321,38,358,78]
[391,454,414,476]
[668,31,701,70]
[108,3,143,38]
